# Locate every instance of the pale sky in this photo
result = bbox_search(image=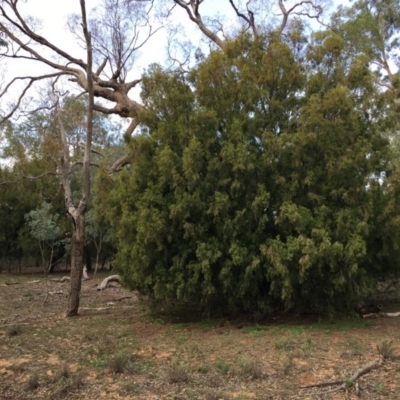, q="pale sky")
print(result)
[0,0,340,120]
